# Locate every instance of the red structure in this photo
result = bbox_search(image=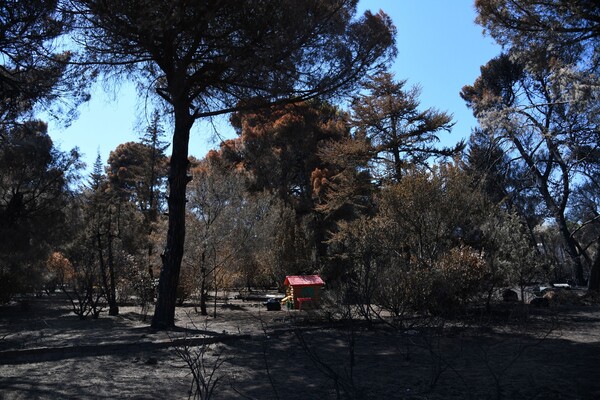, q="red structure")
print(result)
[282,275,325,310]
